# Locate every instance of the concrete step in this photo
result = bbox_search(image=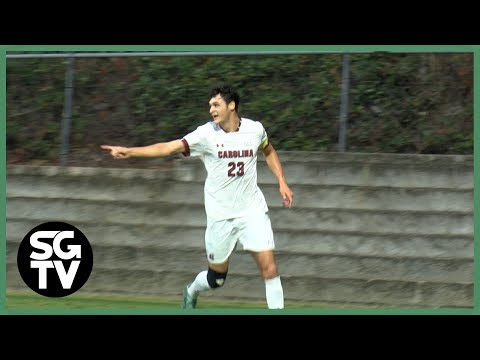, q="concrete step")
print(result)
[7,175,473,212]
[7,197,473,236]
[7,219,473,259]
[262,160,473,189]
[7,151,474,189]
[180,151,474,188]
[6,263,472,308]
[172,153,473,189]
[270,207,472,236]
[7,242,471,284]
